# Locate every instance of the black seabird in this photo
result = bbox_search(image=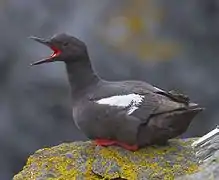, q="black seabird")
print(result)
[30,33,203,151]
